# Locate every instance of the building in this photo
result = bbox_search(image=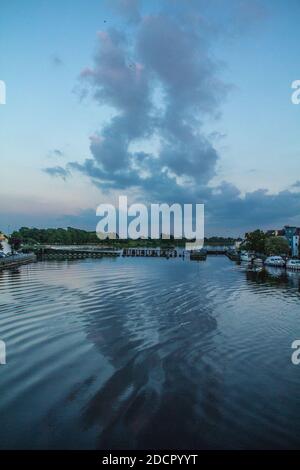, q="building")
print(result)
[0,232,10,254]
[265,229,285,237]
[234,240,243,250]
[265,226,300,257]
[284,226,300,257]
